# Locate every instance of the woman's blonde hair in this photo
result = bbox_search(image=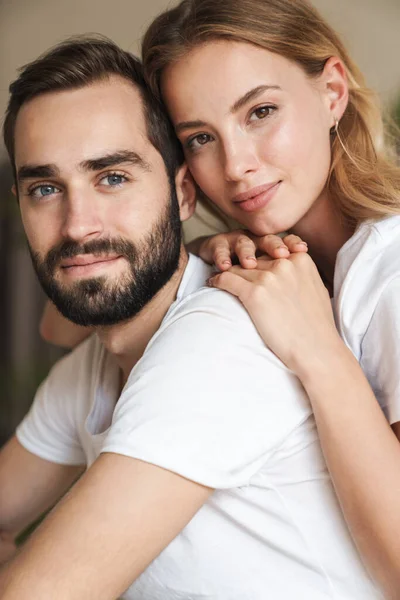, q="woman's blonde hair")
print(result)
[142,0,400,227]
